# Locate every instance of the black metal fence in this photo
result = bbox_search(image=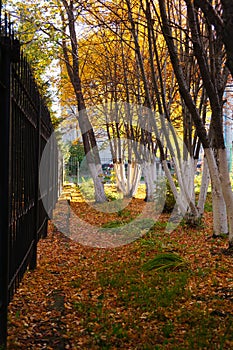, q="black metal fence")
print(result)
[0,19,58,348]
